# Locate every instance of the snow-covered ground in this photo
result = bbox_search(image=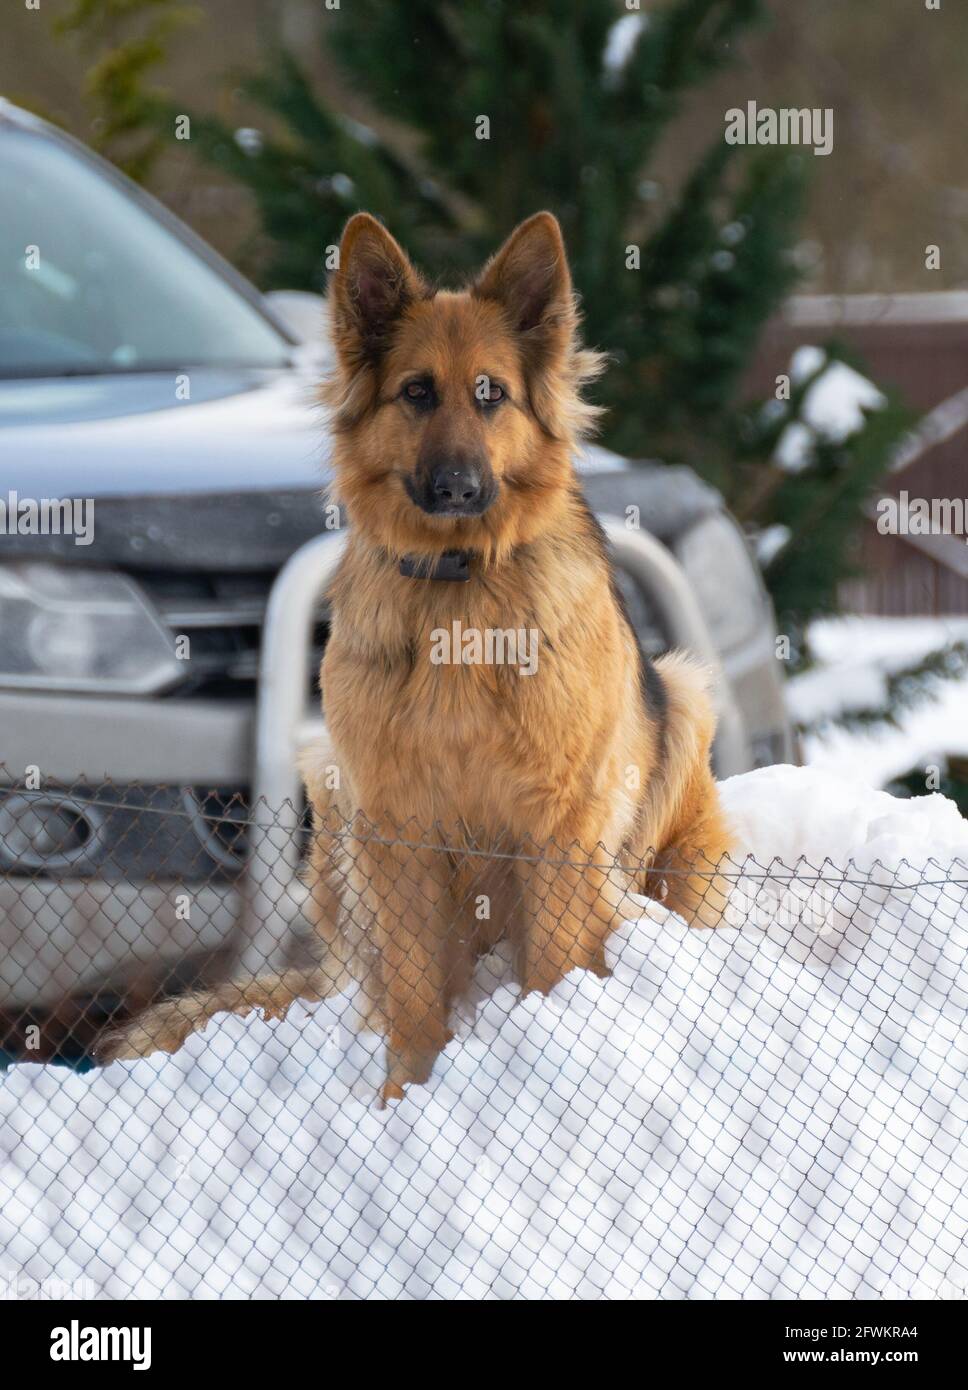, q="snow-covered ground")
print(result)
[791,616,968,786]
[1,764,966,1299]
